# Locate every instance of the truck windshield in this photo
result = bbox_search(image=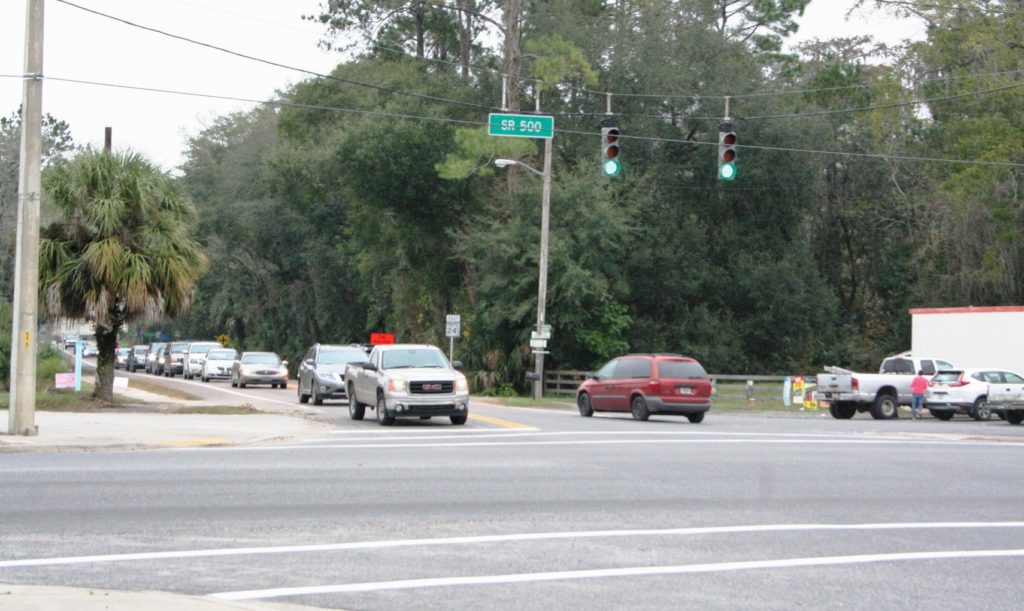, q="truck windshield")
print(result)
[381,349,448,369]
